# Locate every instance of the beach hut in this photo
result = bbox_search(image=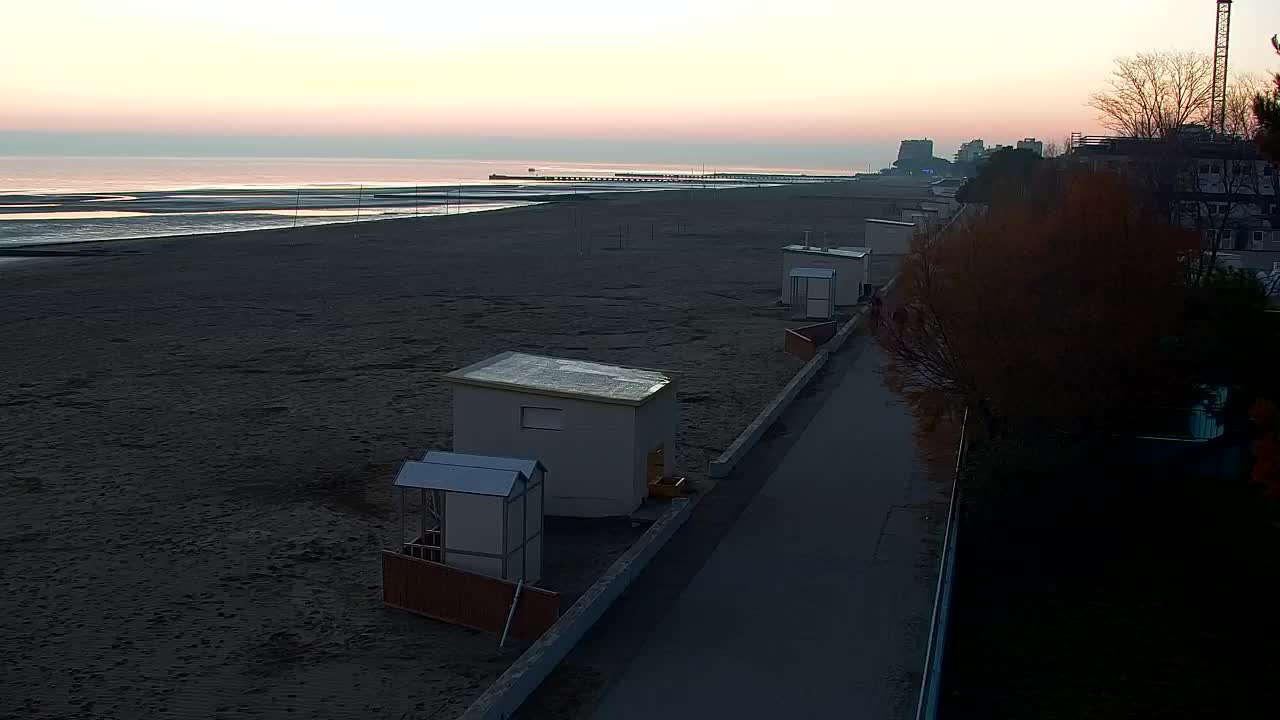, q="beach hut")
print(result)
[788,268,836,319]
[865,218,916,255]
[922,200,955,219]
[392,451,545,583]
[901,208,936,228]
[780,245,870,306]
[443,352,677,518]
